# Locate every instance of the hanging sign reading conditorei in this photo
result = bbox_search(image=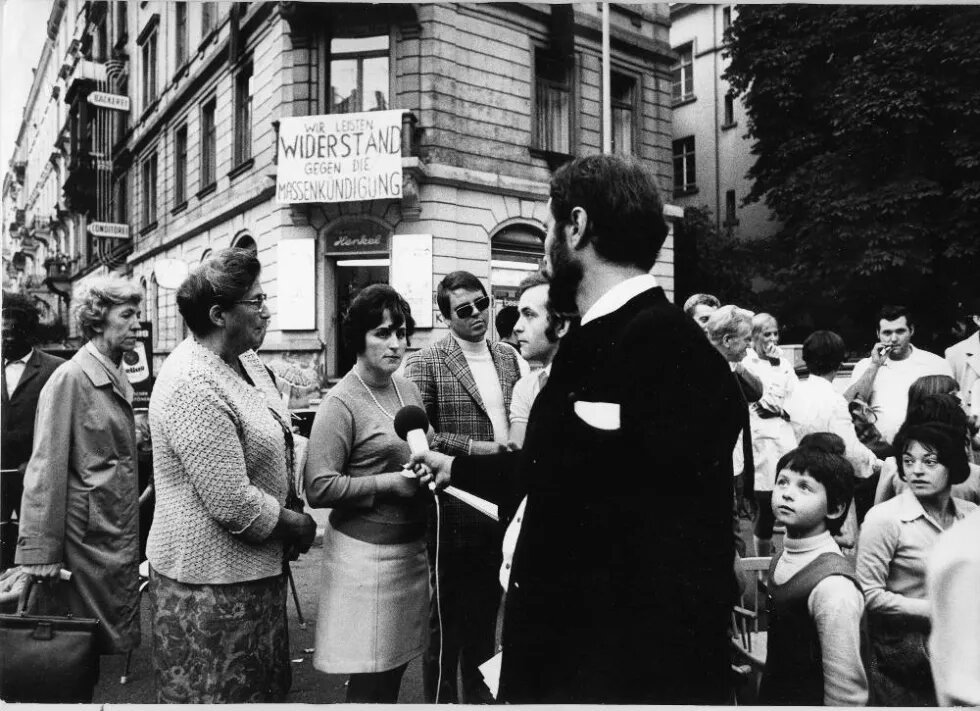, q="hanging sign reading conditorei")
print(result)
[88,222,130,239]
[276,110,404,204]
